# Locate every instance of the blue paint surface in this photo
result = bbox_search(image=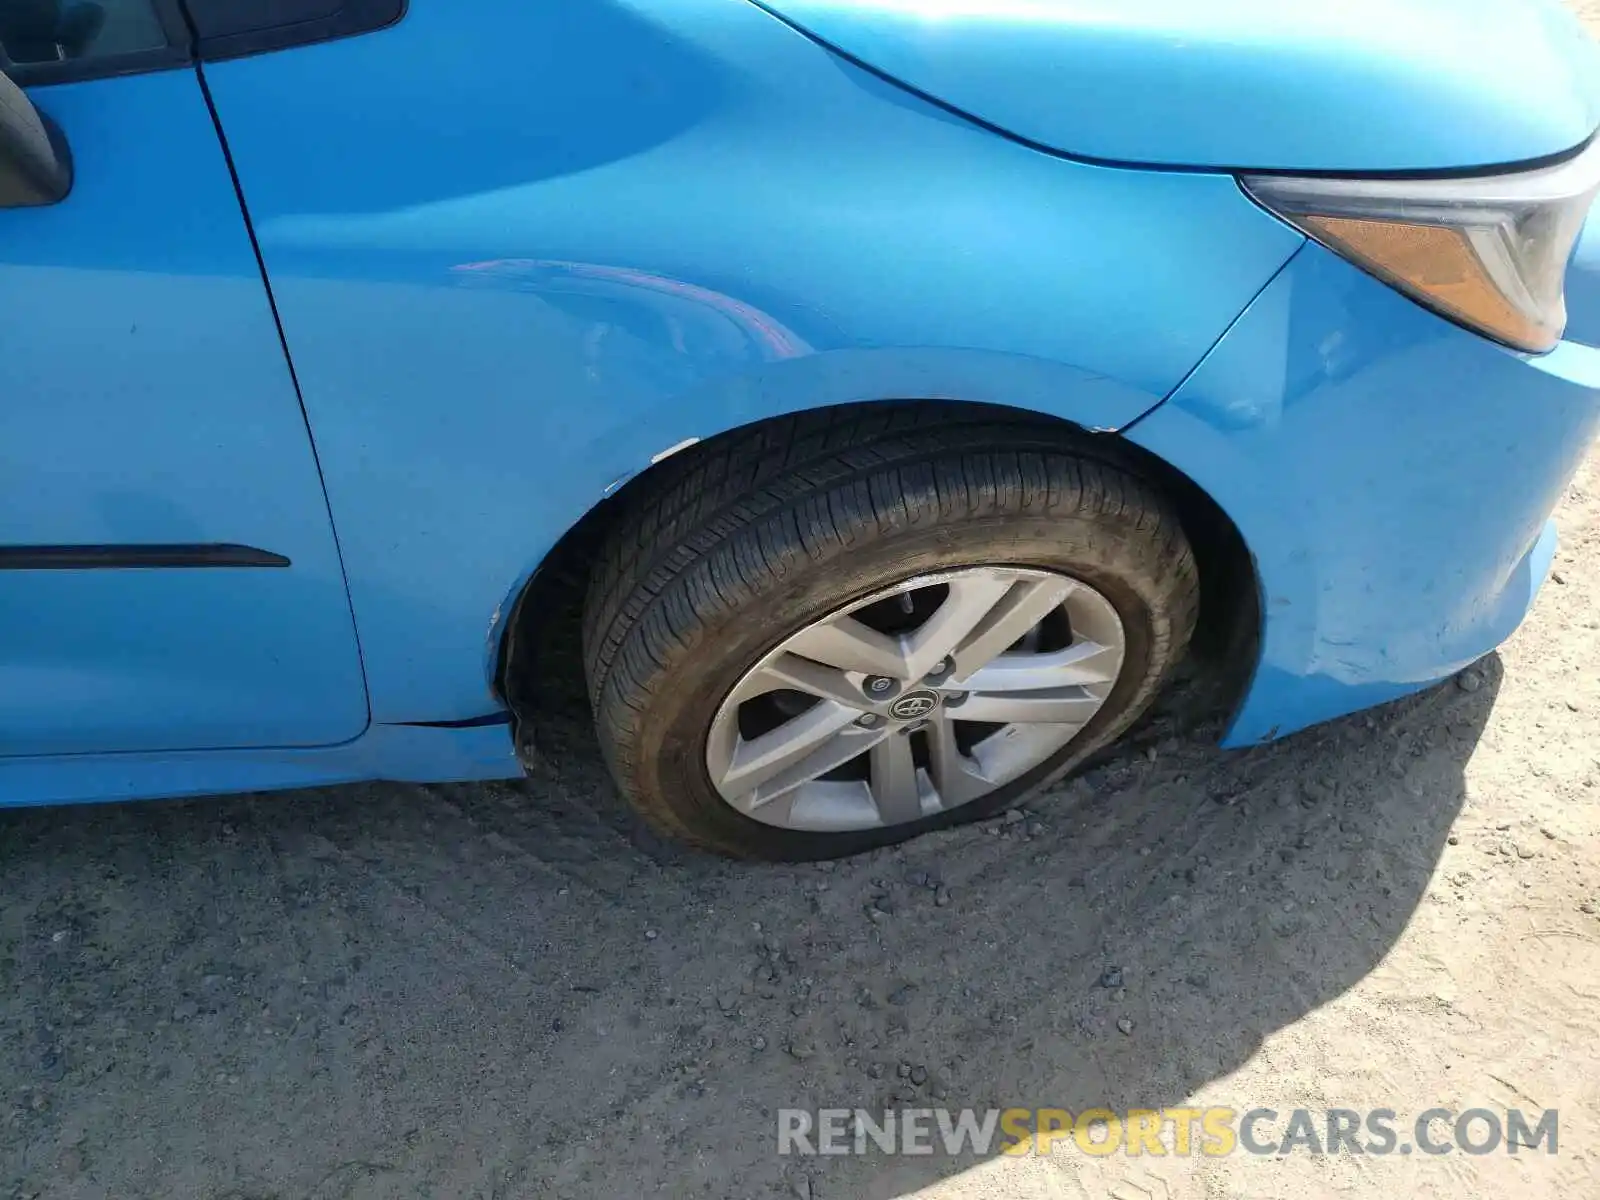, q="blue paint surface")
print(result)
[0,73,370,756]
[751,0,1600,171]
[200,0,1301,722]
[0,722,521,808]
[1127,242,1600,744]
